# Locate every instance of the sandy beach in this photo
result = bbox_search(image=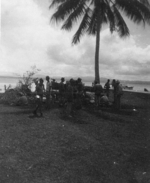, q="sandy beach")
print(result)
[0,90,150,183]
